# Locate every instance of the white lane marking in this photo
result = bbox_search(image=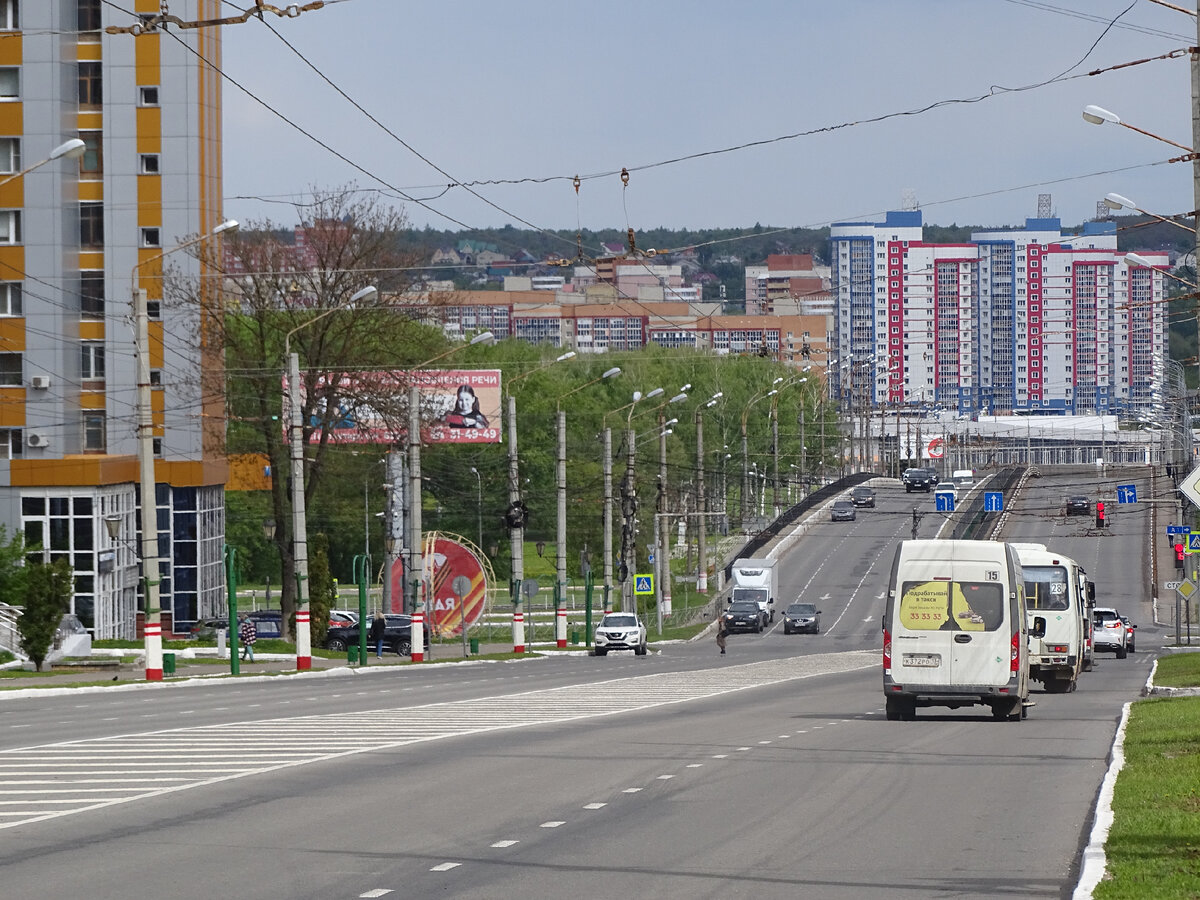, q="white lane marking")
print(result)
[712,754,728,759]
[491,840,519,848]
[736,746,750,751]
[779,735,790,738]
[622,788,642,794]
[540,821,565,828]
[430,862,460,872]
[685,764,703,768]
[359,890,393,898]
[656,775,674,780]
[583,802,606,809]
[8,725,31,729]
[758,740,772,745]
